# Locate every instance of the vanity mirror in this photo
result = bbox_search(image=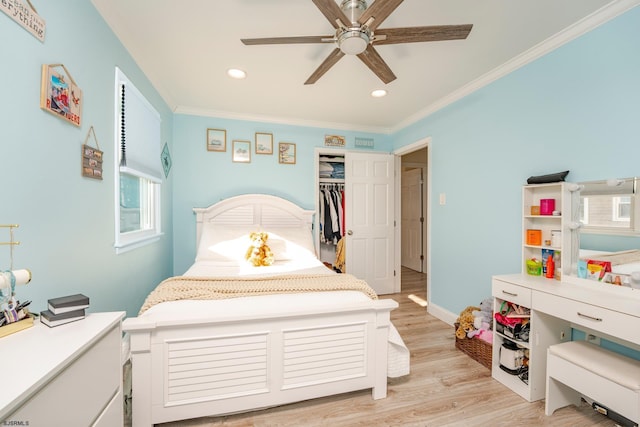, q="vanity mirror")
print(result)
[570,177,640,287]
